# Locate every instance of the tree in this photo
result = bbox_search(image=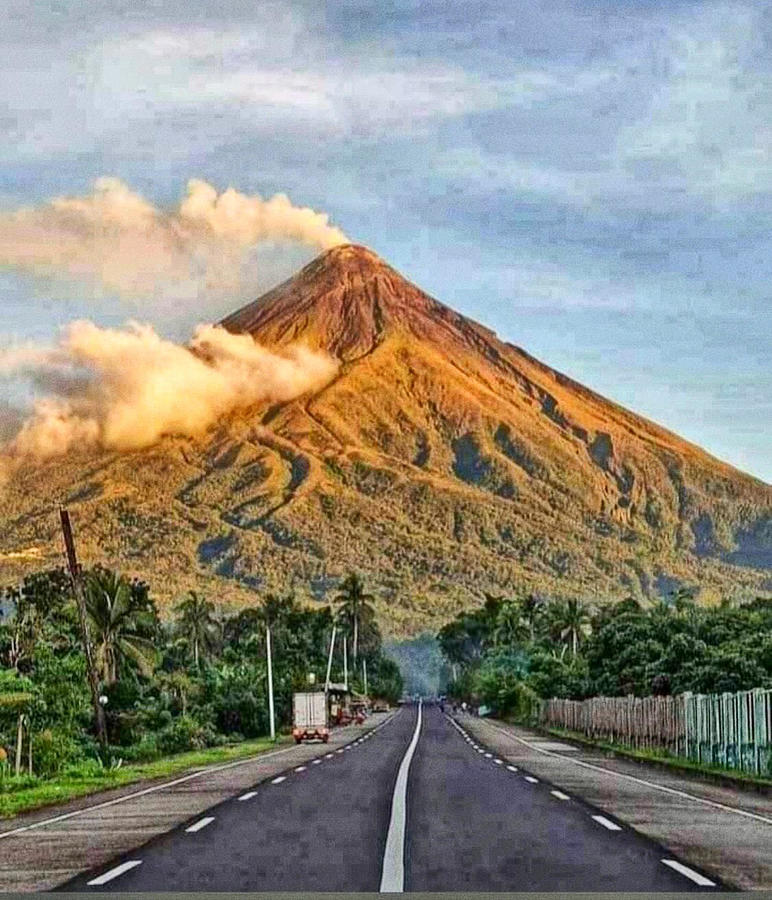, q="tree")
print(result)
[492,600,530,648]
[334,573,376,667]
[550,599,593,657]
[85,568,157,685]
[175,591,218,667]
